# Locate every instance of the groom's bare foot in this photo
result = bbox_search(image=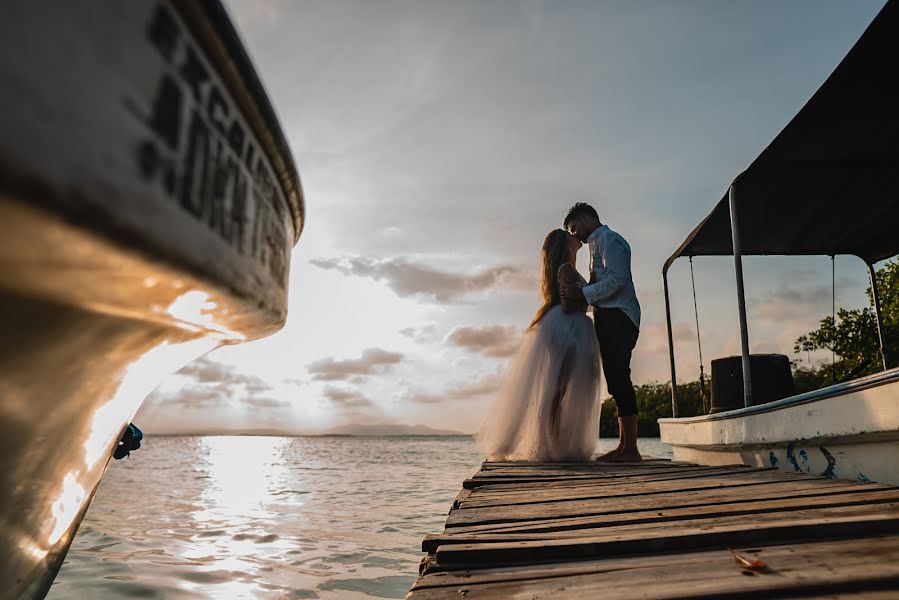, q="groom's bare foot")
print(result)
[607,450,642,463]
[594,447,623,462]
